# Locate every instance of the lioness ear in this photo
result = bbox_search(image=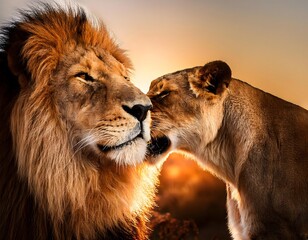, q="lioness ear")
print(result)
[190,60,231,97]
